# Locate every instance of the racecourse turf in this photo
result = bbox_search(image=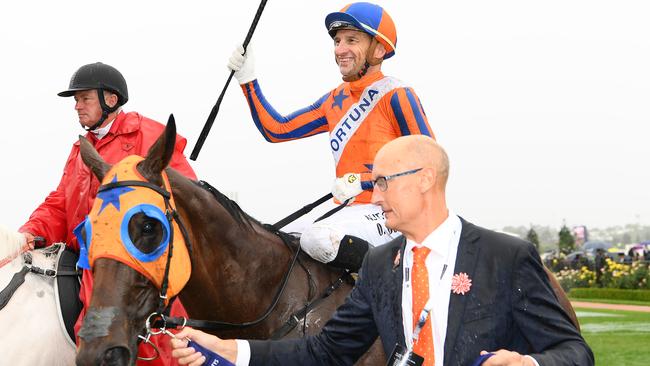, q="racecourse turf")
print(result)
[576,307,650,365]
